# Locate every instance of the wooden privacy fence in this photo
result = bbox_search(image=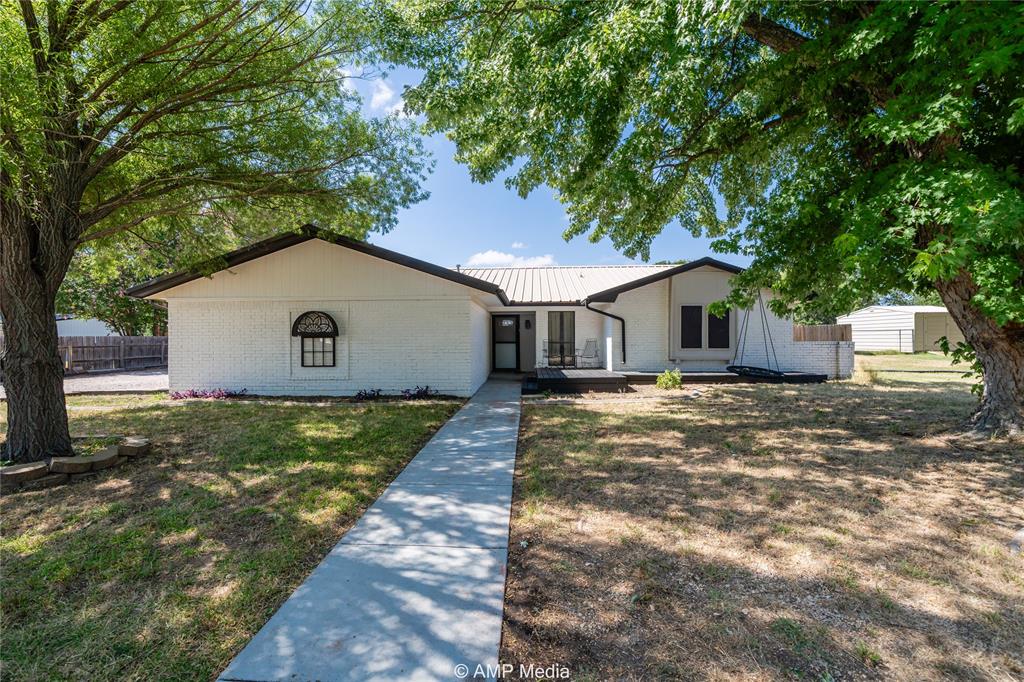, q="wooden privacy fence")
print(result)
[793,324,852,342]
[0,335,167,378]
[59,336,168,374]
